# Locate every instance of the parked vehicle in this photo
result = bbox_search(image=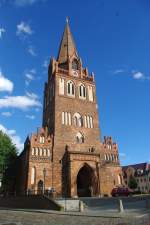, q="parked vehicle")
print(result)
[111,186,132,197]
